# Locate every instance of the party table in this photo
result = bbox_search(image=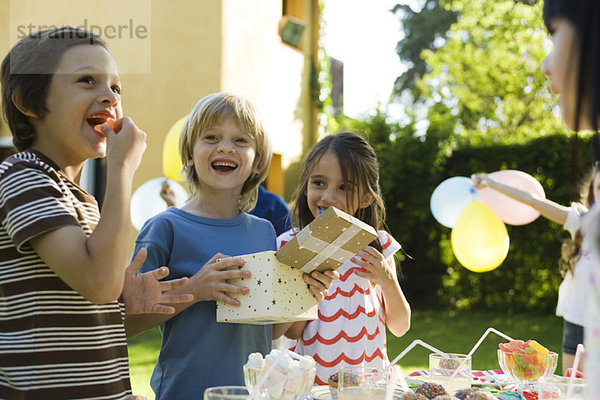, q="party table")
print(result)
[307,369,520,400]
